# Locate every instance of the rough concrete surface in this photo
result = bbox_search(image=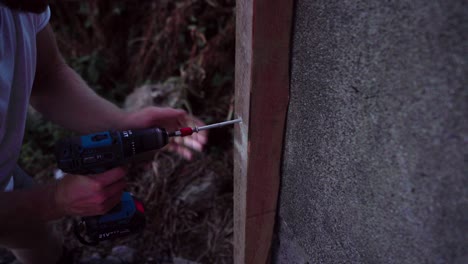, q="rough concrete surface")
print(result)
[274,0,467,263]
